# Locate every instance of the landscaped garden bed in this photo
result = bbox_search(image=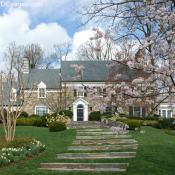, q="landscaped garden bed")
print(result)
[0,137,45,167]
